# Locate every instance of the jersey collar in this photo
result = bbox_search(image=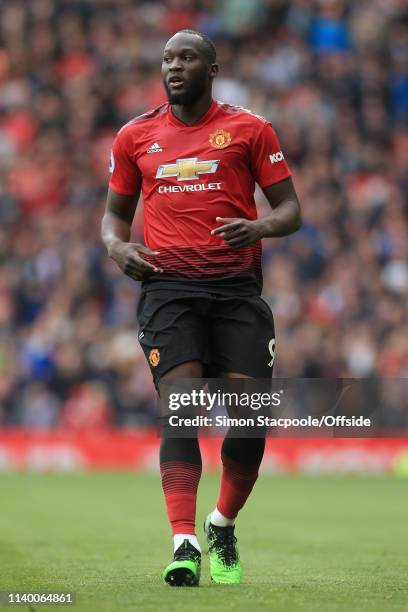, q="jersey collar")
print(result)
[167,99,218,129]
